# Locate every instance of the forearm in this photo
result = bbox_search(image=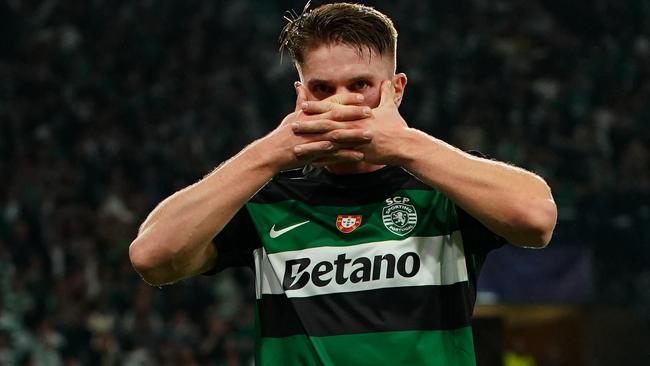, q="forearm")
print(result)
[129,93,372,284]
[396,128,557,247]
[129,140,278,284]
